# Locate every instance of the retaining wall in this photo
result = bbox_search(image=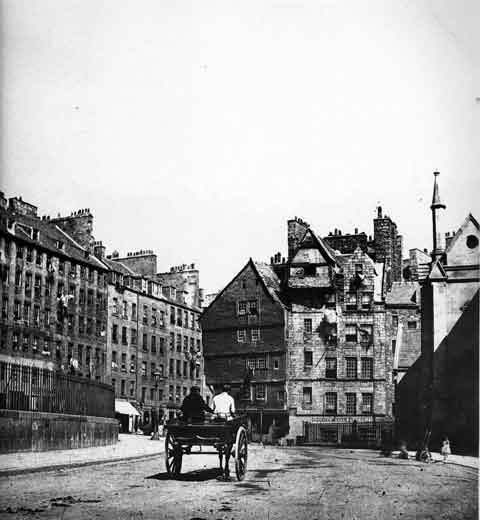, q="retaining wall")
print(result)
[0,409,118,453]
